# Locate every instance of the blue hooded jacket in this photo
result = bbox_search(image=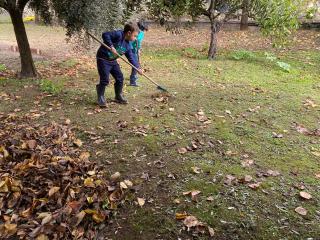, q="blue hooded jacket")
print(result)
[97,30,139,68]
